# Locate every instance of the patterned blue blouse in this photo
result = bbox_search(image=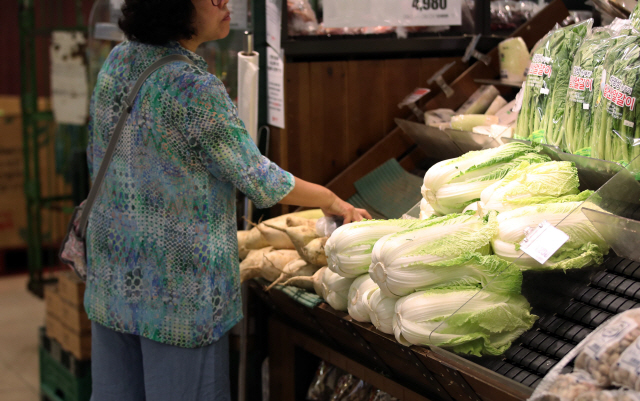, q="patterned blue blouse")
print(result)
[85,41,294,348]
